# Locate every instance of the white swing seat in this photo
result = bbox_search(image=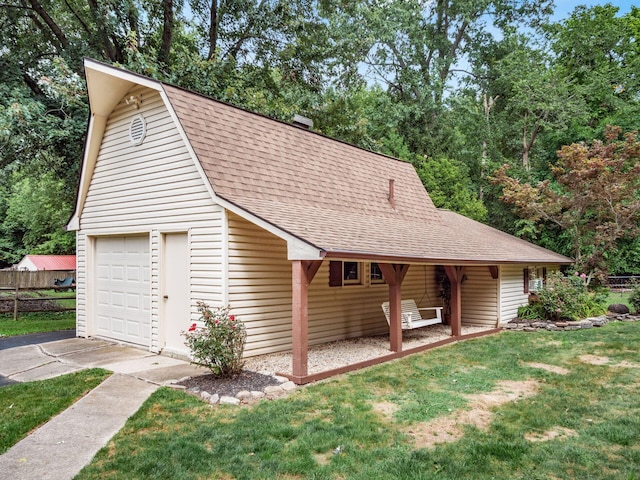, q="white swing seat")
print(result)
[381,299,443,330]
